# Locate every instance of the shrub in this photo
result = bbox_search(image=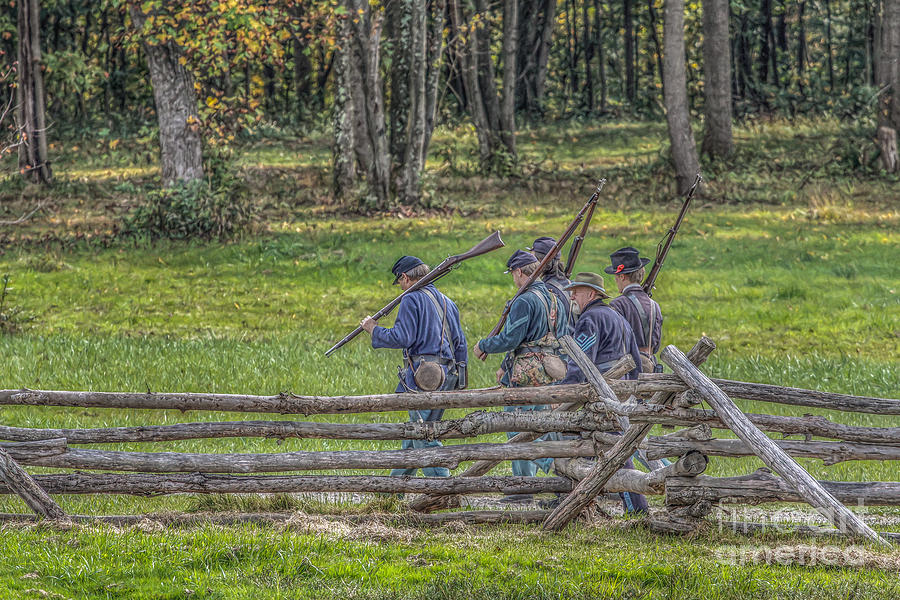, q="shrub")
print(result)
[0,274,35,334]
[123,175,255,241]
